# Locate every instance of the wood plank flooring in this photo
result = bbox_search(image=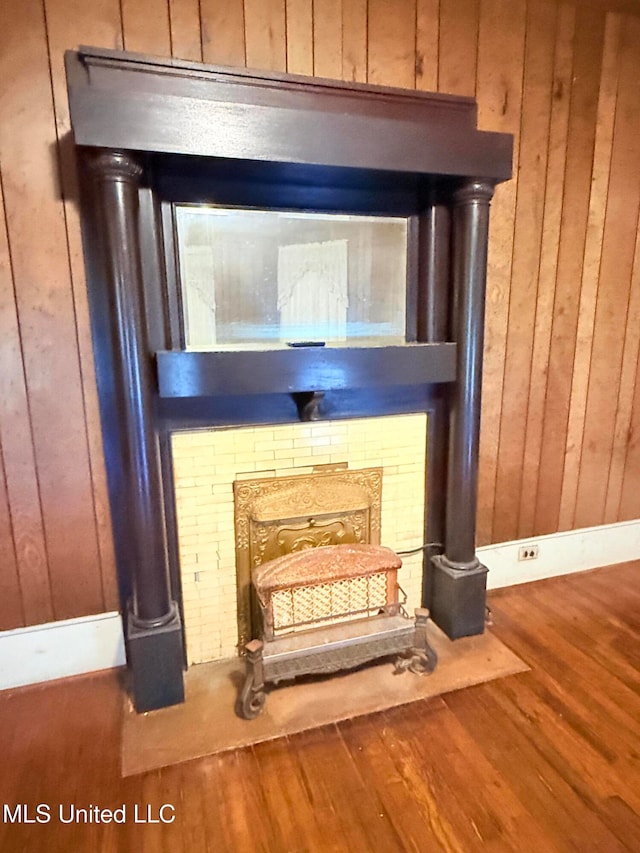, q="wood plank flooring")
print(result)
[0,562,638,852]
